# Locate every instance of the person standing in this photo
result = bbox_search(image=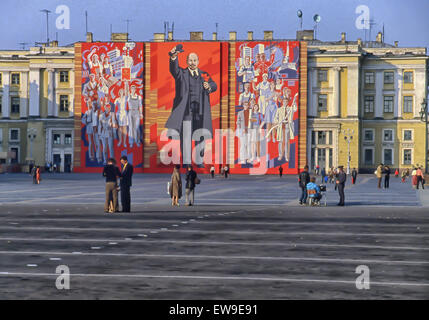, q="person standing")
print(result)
[321,167,326,184]
[411,167,418,189]
[416,167,425,189]
[119,156,133,212]
[376,163,383,189]
[298,165,310,205]
[351,168,357,185]
[224,165,229,179]
[279,166,283,178]
[384,165,391,189]
[102,158,121,213]
[401,169,407,183]
[169,165,182,206]
[315,164,320,176]
[30,165,37,184]
[35,166,41,185]
[336,166,346,206]
[210,166,215,179]
[185,166,197,206]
